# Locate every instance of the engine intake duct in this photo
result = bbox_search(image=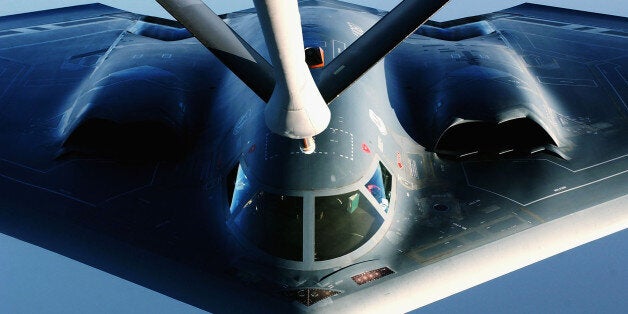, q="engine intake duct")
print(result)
[416,21,495,41]
[130,20,193,41]
[386,40,564,160]
[60,66,195,161]
[435,116,559,158]
[64,118,185,161]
